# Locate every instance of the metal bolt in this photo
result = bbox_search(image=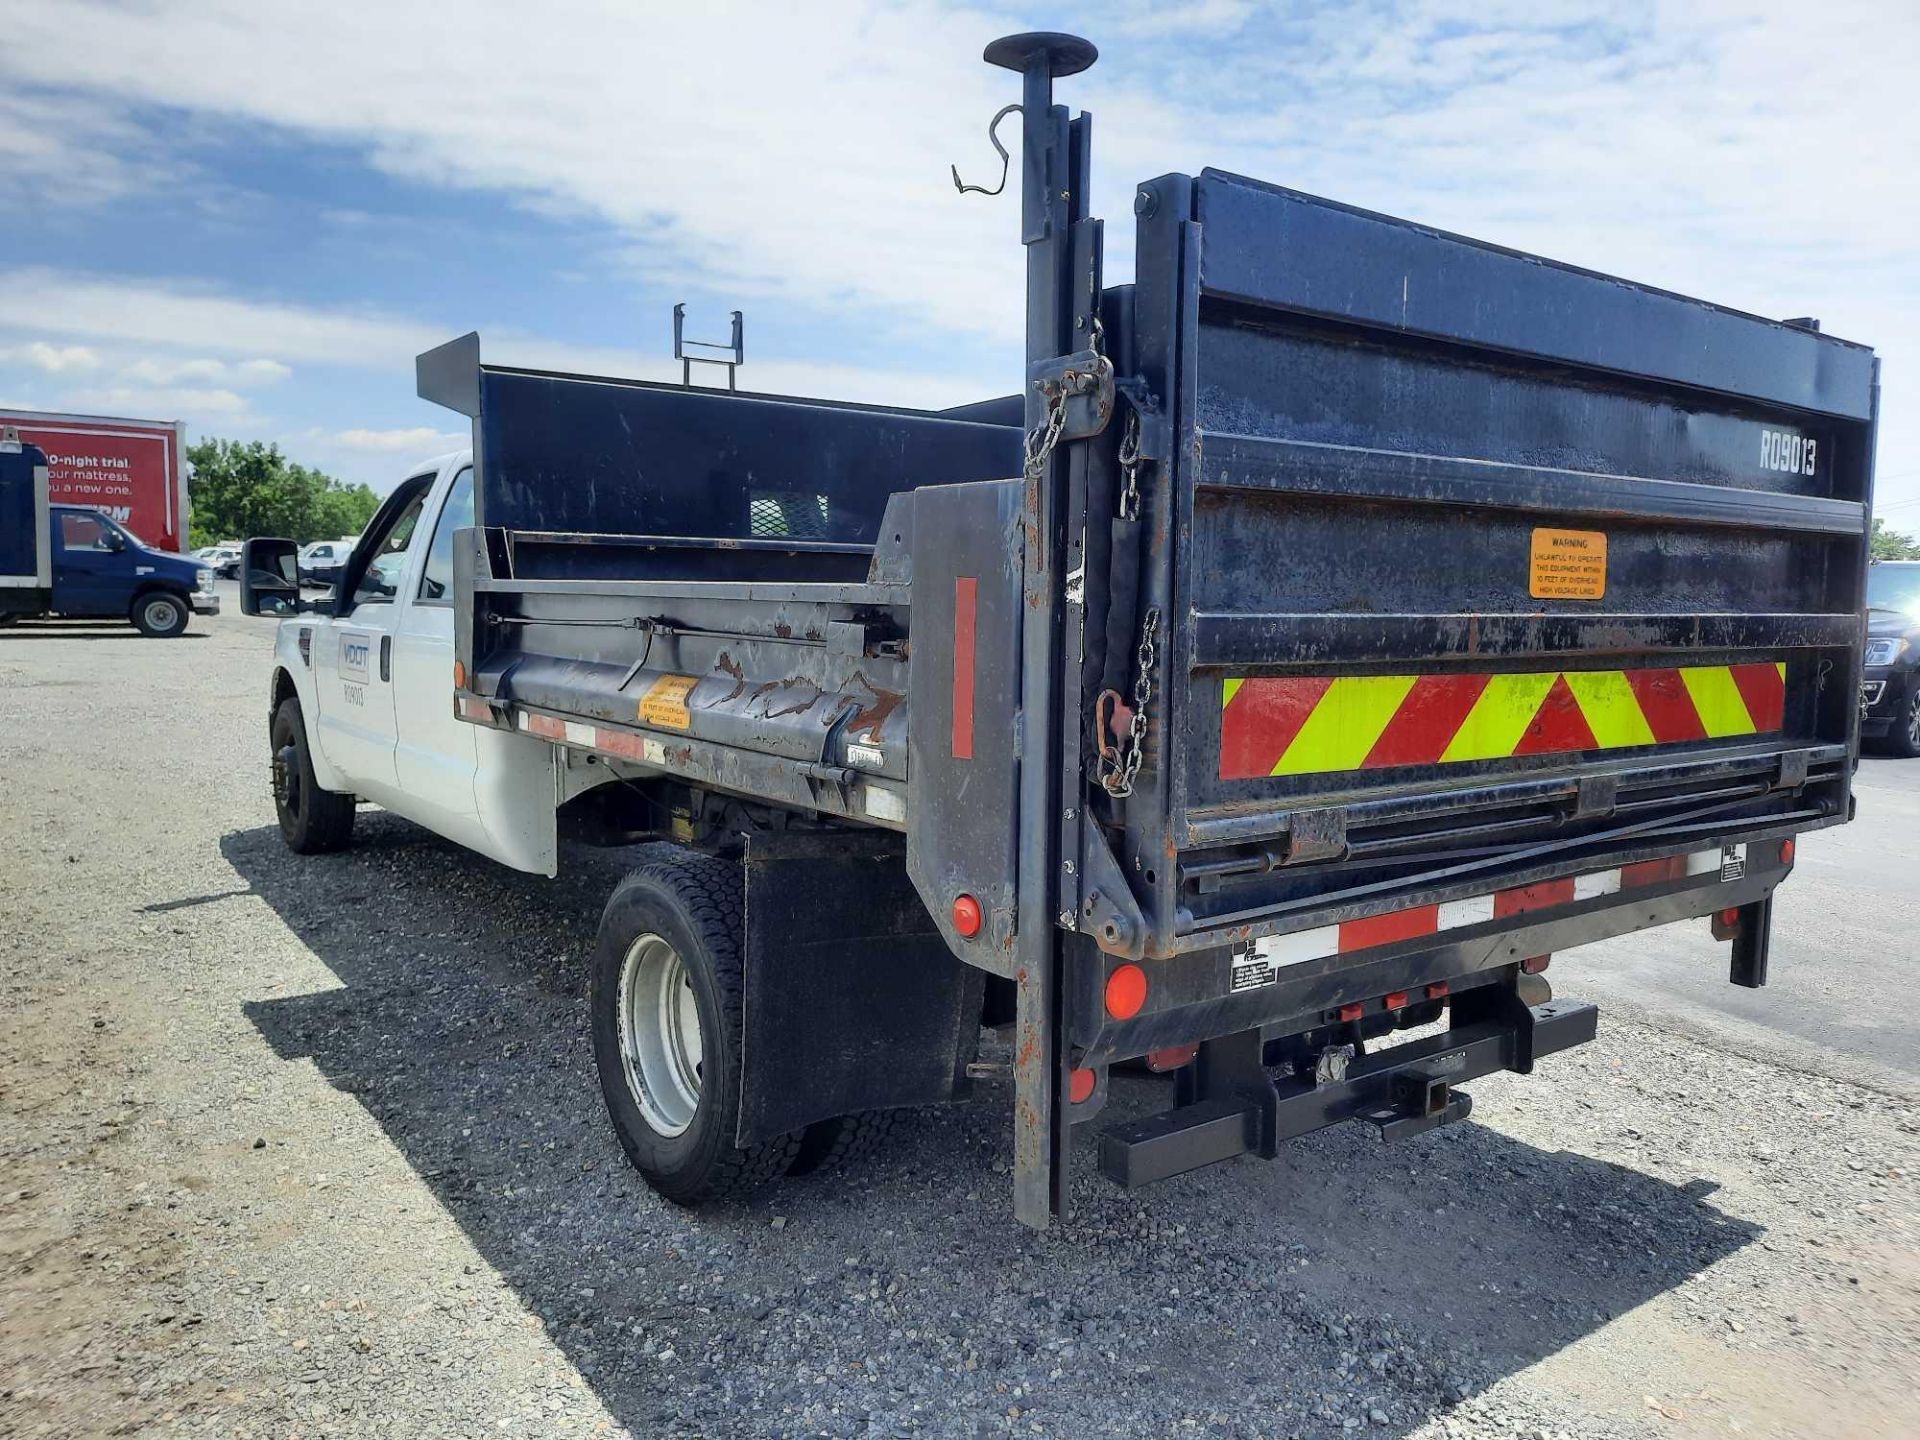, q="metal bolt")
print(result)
[1134,188,1157,219]
[1057,910,1076,928]
[1063,807,1076,821]
[1063,860,1077,876]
